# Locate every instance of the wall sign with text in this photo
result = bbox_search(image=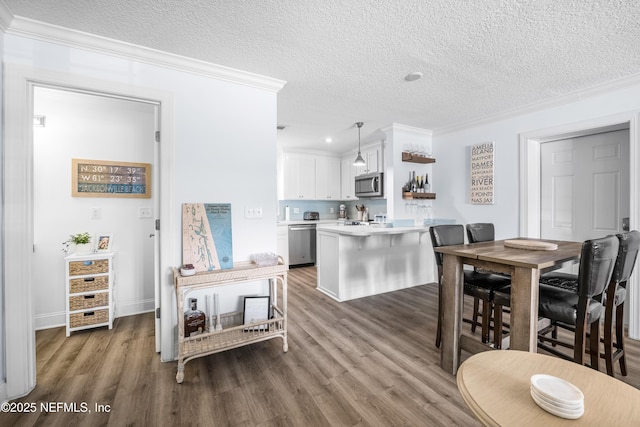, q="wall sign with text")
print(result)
[72,158,151,198]
[470,142,494,205]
